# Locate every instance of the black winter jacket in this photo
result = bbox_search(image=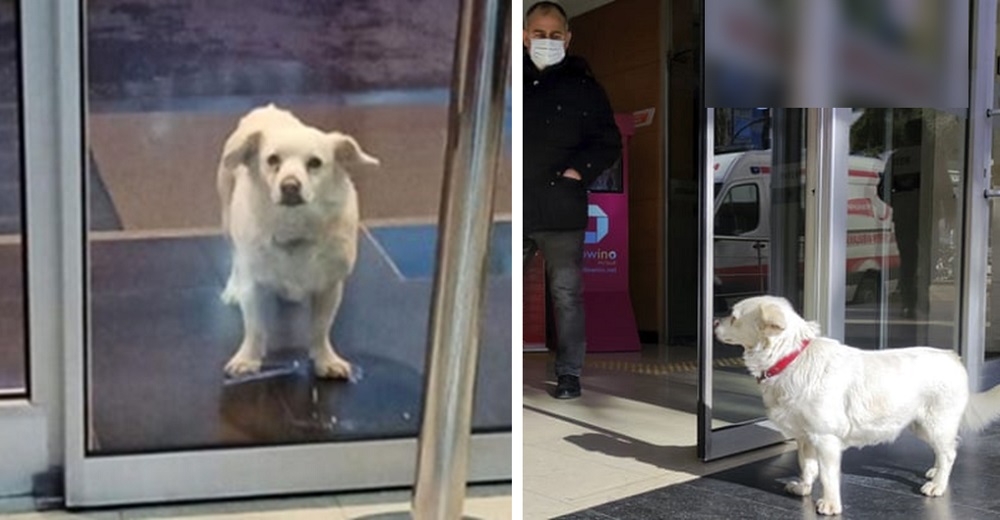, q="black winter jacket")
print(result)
[524,53,621,233]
